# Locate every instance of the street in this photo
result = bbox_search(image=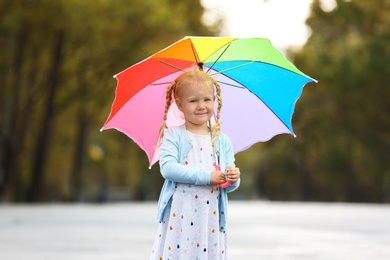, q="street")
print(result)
[0,201,389,259]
